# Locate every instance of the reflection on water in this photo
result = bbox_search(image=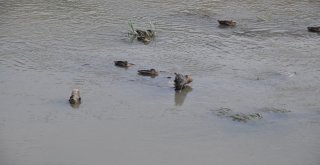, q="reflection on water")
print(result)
[69,102,80,109]
[0,0,320,165]
[175,86,193,106]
